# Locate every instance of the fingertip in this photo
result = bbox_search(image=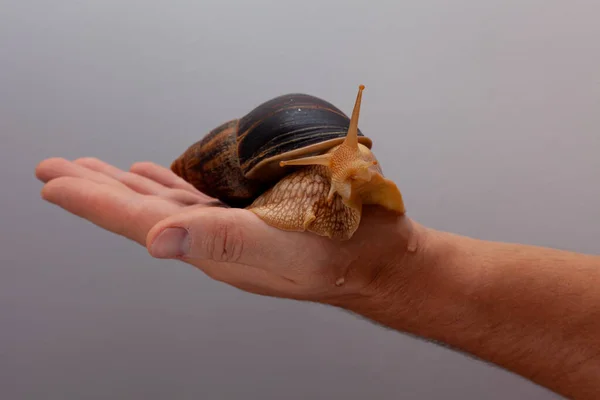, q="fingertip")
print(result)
[145,219,167,250]
[39,182,51,201]
[144,207,195,250]
[129,161,147,172]
[147,226,190,259]
[130,161,159,174]
[34,160,46,181]
[72,157,102,167]
[39,176,73,203]
[35,157,68,181]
